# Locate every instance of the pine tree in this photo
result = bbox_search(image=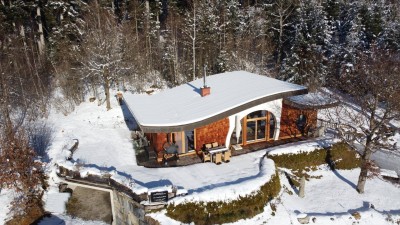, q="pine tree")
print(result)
[266,0,298,70]
[280,0,331,90]
[326,1,361,82]
[358,2,384,49]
